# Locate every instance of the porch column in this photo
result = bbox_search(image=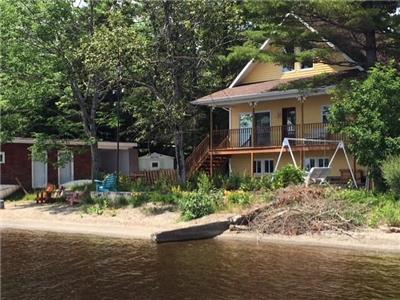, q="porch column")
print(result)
[209,106,214,177]
[250,152,254,177]
[298,94,306,169]
[251,102,256,147]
